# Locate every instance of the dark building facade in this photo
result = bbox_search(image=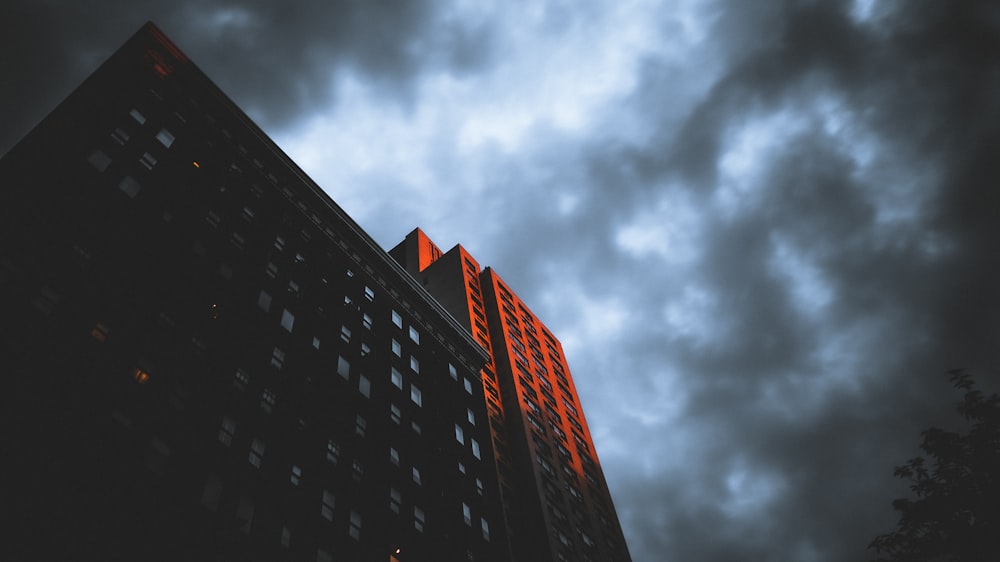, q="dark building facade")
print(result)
[1,23,507,561]
[391,230,632,562]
